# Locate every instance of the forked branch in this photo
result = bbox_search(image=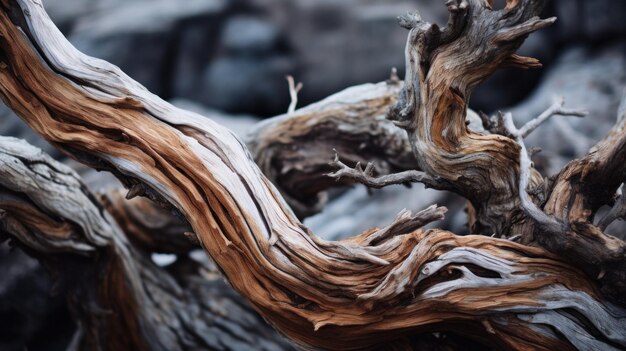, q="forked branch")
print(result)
[327,150,449,190]
[387,0,553,235]
[517,97,587,138]
[248,81,417,217]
